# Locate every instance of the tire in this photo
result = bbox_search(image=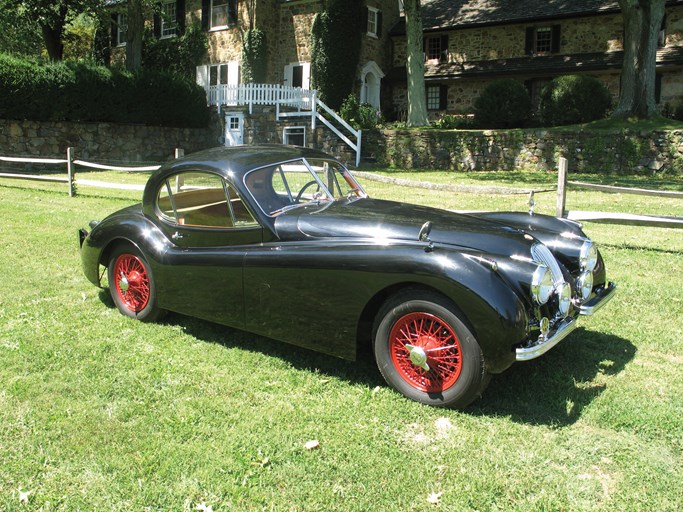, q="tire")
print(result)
[107,245,165,322]
[373,290,489,408]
